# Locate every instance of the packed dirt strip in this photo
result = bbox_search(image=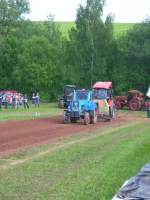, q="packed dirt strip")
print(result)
[0,113,144,157]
